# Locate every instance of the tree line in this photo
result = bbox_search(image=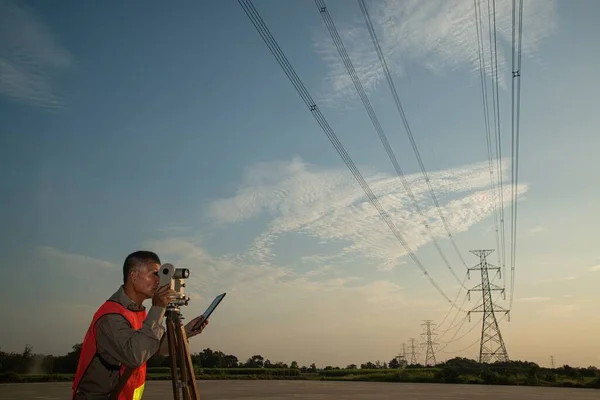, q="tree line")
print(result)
[2,343,599,388]
[0,344,417,374]
[0,344,435,374]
